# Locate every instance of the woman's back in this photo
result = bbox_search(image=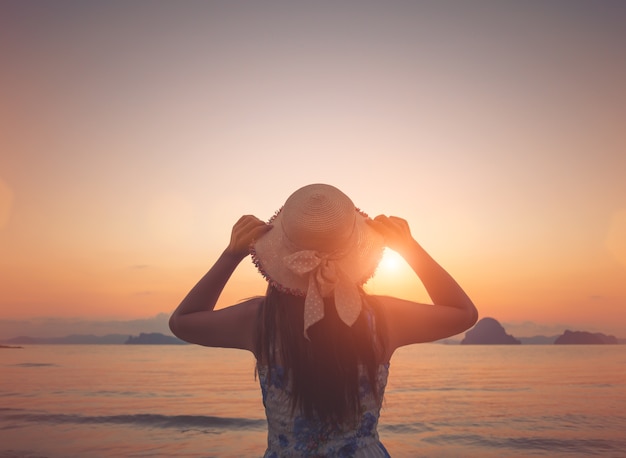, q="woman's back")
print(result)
[255,288,386,424]
[258,362,390,457]
[255,288,390,456]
